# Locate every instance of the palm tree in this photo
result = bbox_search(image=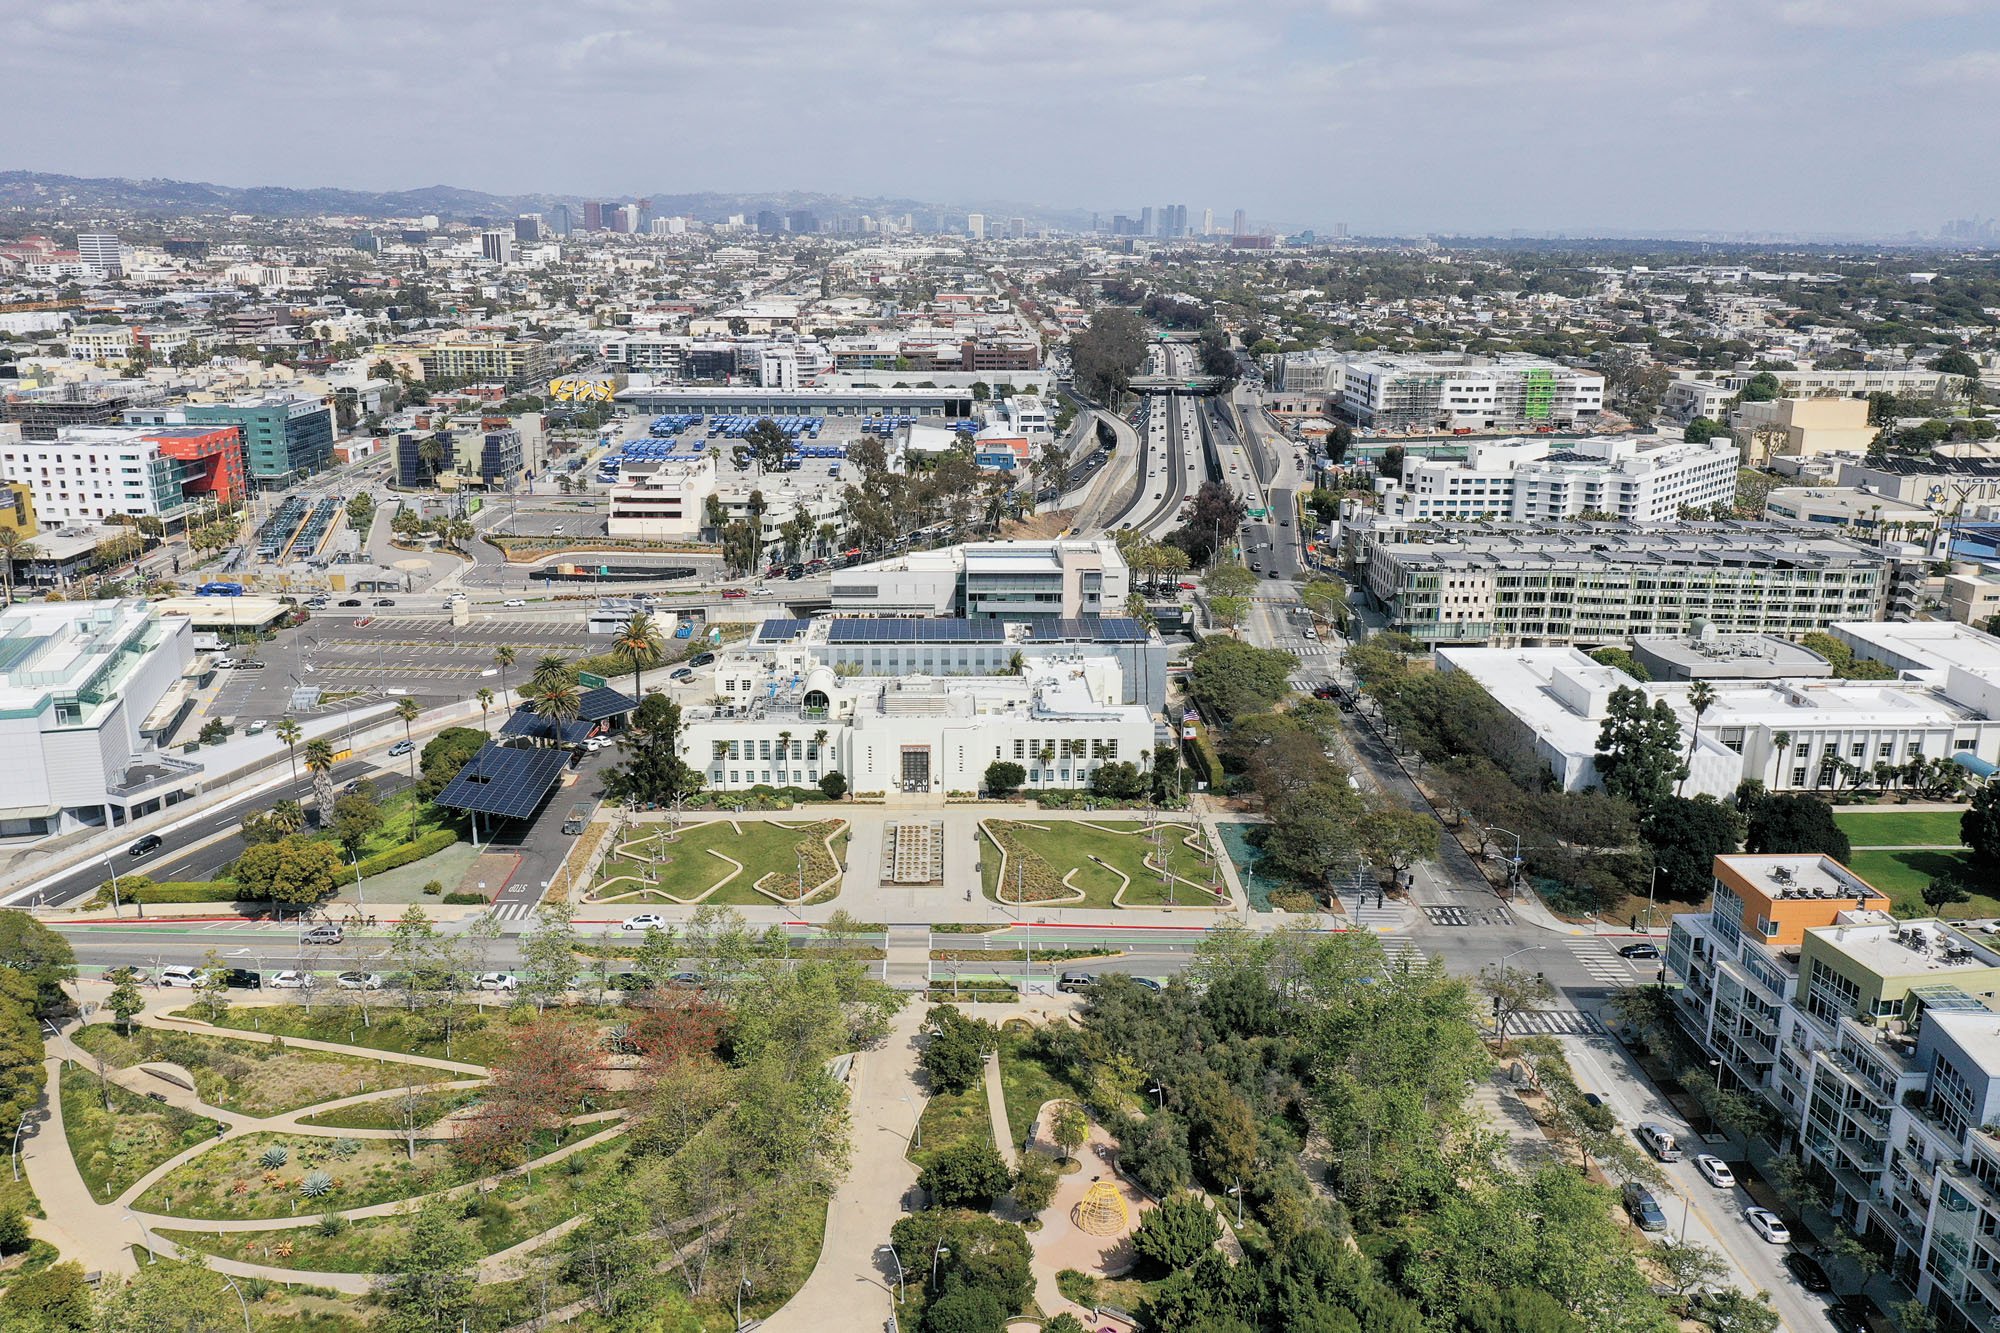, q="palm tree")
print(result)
[477,687,495,735]
[1677,680,1717,797]
[274,718,303,790]
[395,696,421,775]
[777,730,793,765]
[531,679,583,746]
[612,611,664,700]
[0,529,37,605]
[494,646,518,711]
[304,738,336,826]
[532,653,573,694]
